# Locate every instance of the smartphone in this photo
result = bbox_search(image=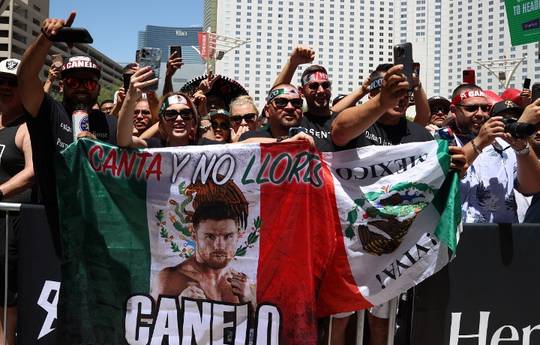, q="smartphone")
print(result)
[532,83,540,102]
[135,49,141,62]
[413,62,420,76]
[393,43,414,89]
[137,47,162,92]
[463,69,476,84]
[49,27,93,43]
[123,73,131,92]
[523,78,531,89]
[288,127,307,137]
[51,54,63,68]
[169,45,182,58]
